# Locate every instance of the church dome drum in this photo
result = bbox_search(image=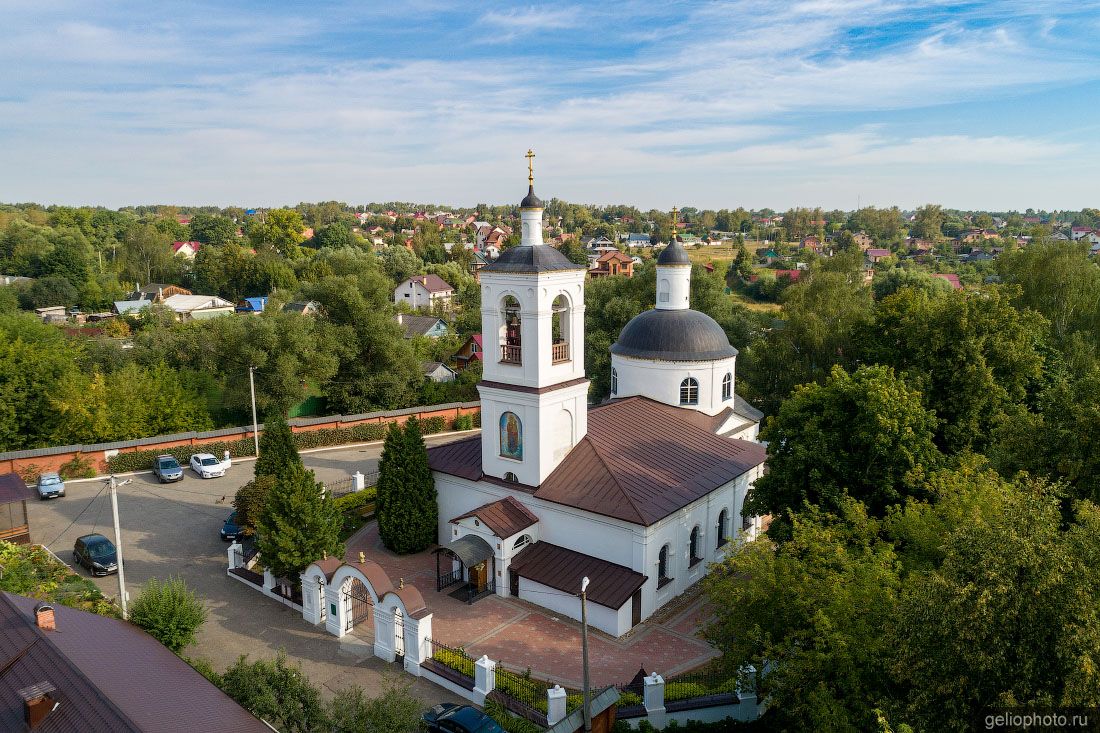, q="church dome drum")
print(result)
[611,309,739,362]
